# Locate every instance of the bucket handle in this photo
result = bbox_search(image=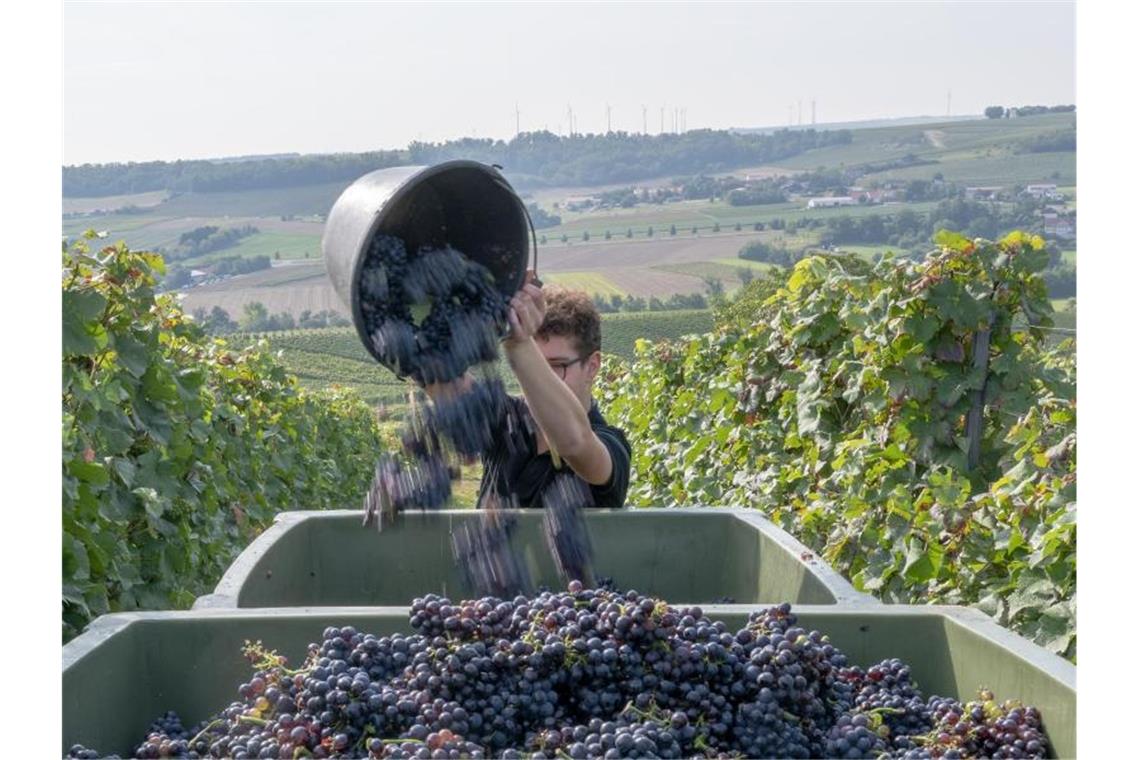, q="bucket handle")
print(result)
[493,163,541,286]
[523,203,541,286]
